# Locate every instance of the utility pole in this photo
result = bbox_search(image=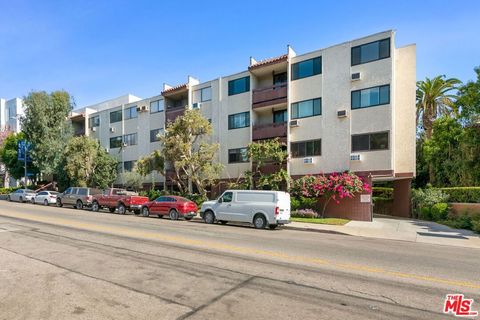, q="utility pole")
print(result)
[24,142,27,187]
